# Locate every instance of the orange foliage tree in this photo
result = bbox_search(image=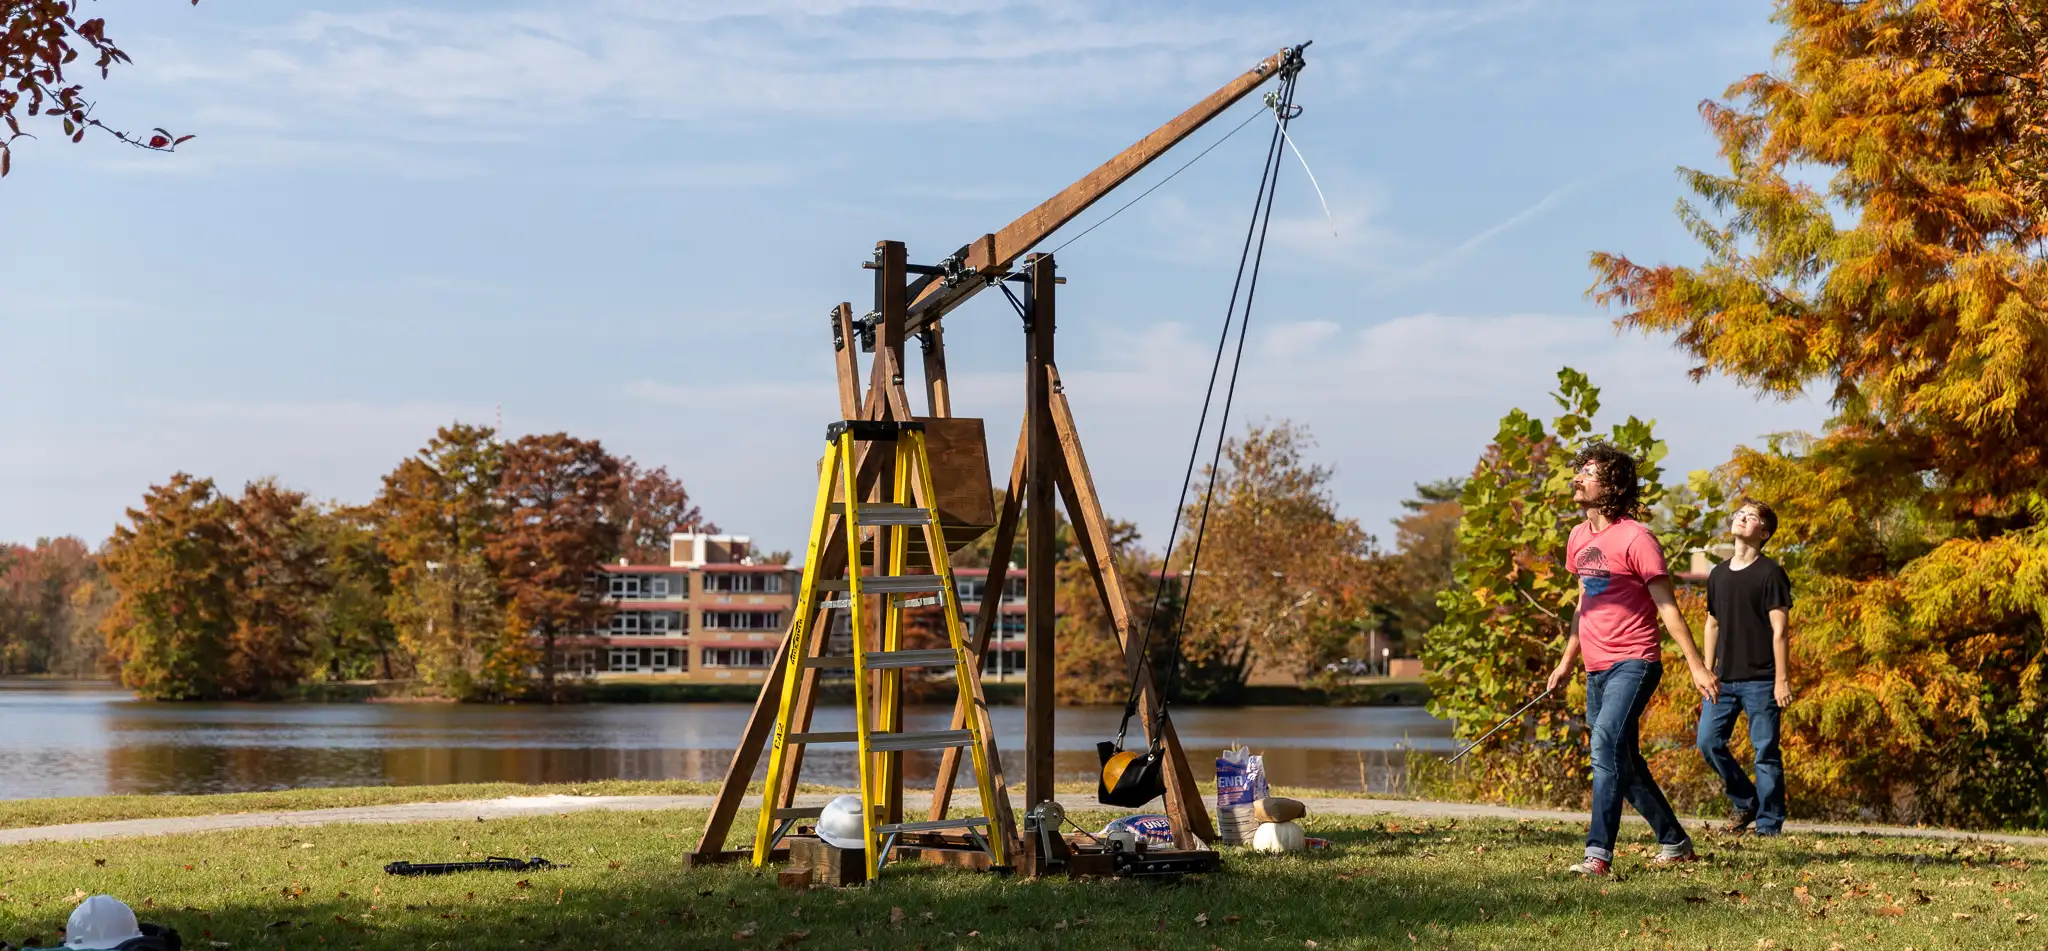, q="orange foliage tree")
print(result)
[1591,0,2048,826]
